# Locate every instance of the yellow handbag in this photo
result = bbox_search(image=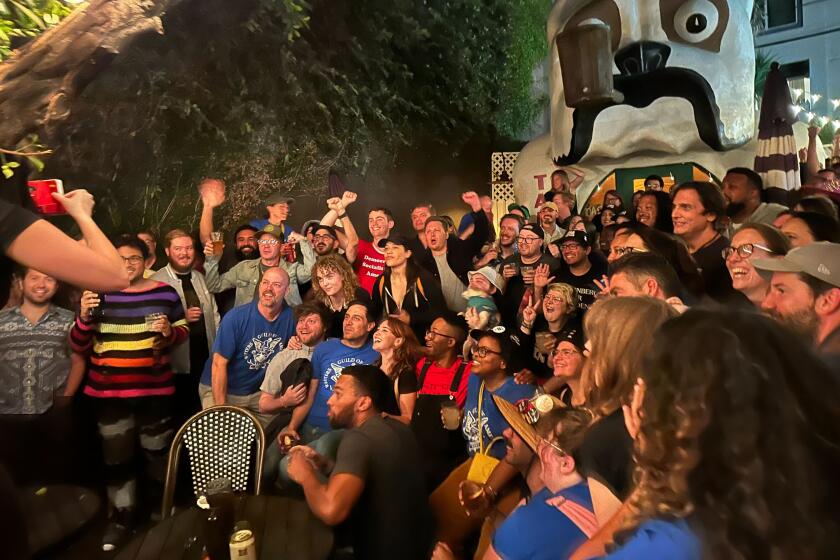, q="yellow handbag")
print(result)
[466,381,504,483]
